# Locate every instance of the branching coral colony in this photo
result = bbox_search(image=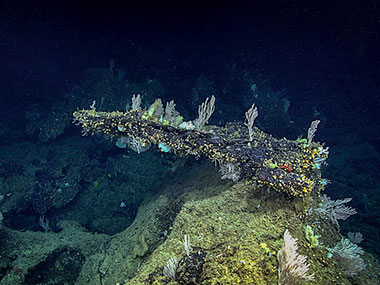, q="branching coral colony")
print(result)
[73,96,329,197]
